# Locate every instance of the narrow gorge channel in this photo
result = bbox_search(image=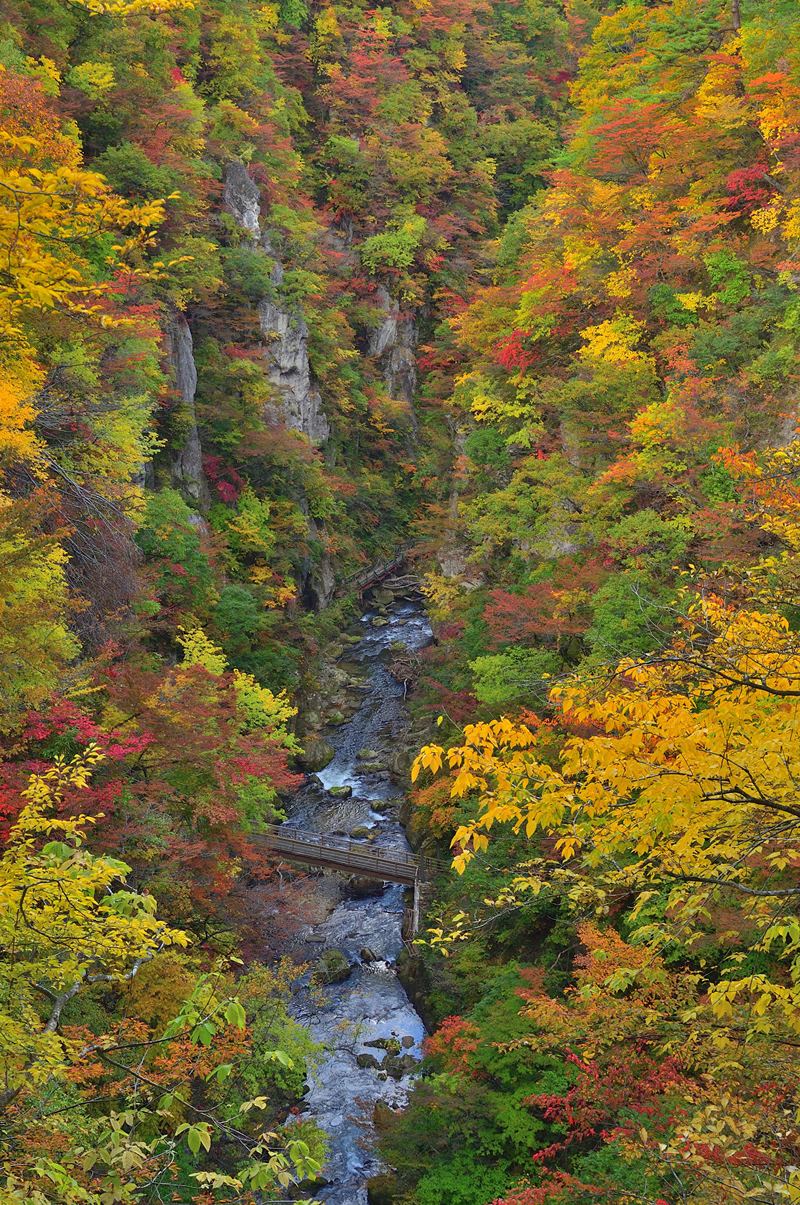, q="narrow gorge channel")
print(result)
[282,592,432,1204]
